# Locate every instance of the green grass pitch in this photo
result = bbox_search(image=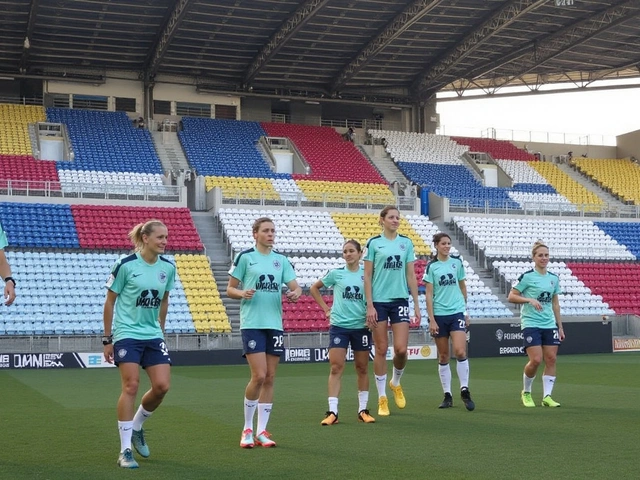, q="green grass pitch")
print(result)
[1,353,638,480]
